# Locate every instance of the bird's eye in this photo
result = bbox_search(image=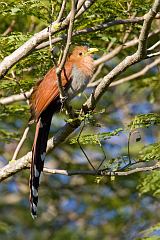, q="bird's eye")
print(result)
[79,52,83,56]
